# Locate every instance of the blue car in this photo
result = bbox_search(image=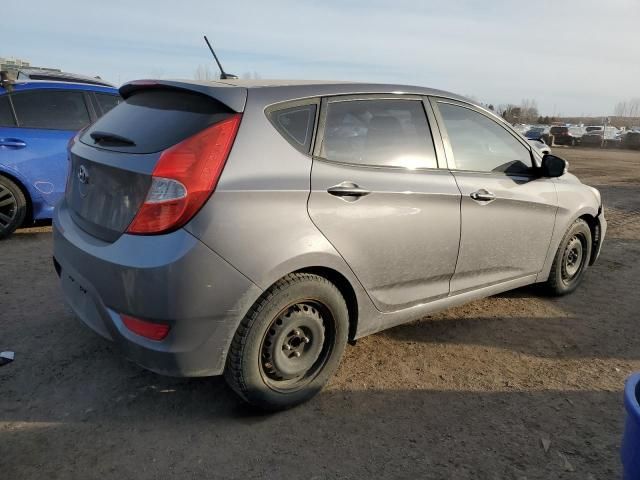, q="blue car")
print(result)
[0,75,120,238]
